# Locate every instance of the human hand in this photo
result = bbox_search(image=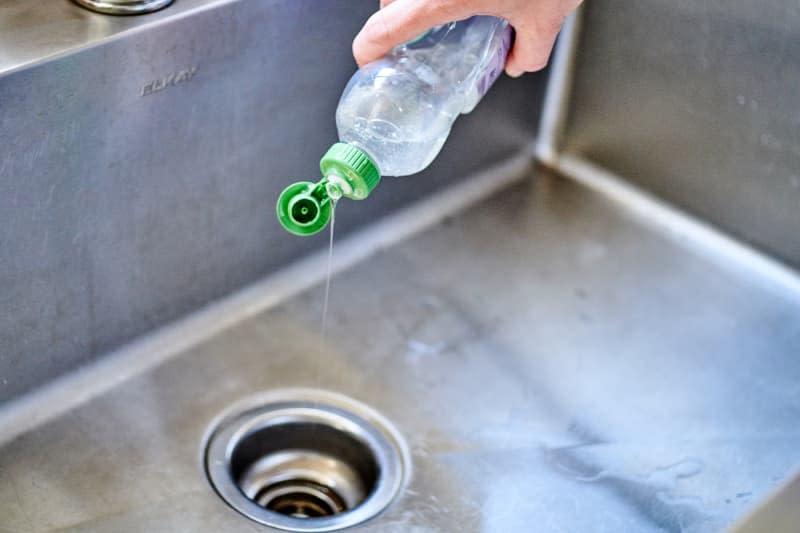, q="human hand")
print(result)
[353,0,582,77]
